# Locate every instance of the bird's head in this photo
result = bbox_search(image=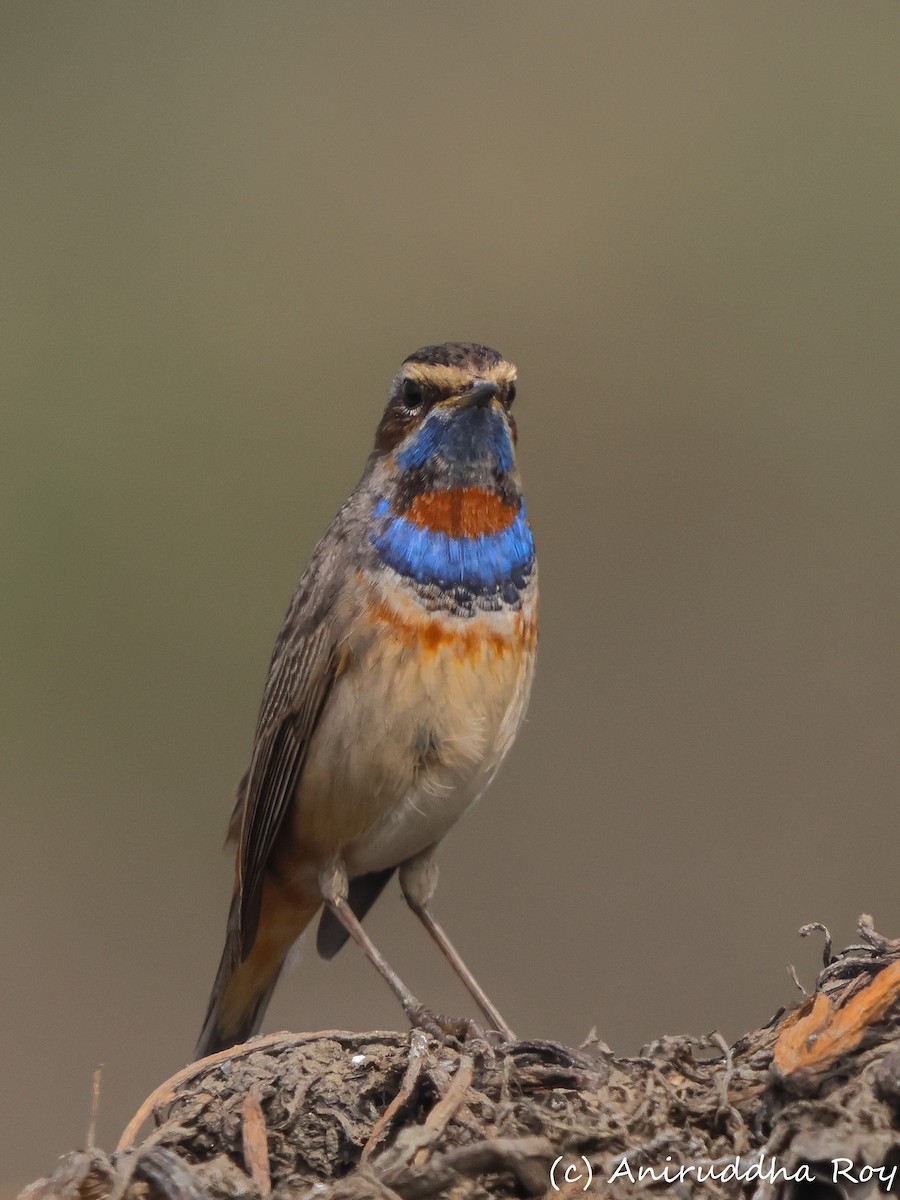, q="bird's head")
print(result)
[367,343,533,606]
[374,342,519,488]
